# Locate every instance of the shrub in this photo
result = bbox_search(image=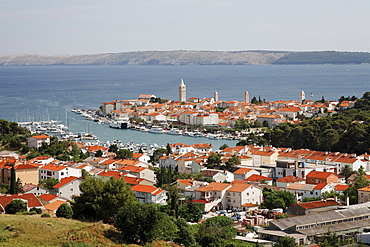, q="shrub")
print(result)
[41,213,51,218]
[16,211,36,215]
[30,207,42,214]
[62,242,95,247]
[56,203,73,219]
[5,199,27,214]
